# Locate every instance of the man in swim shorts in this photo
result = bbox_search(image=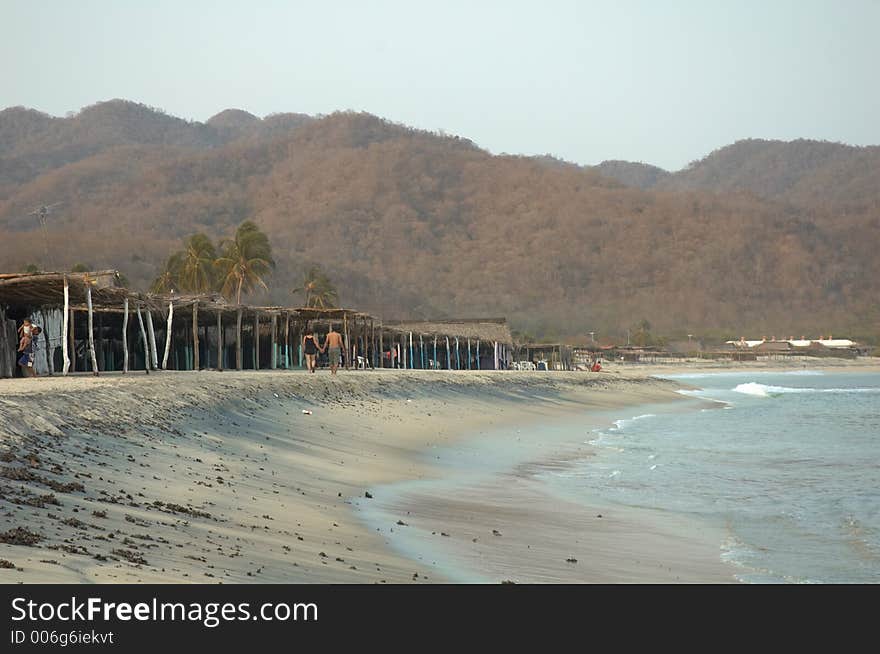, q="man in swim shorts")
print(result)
[322,324,344,375]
